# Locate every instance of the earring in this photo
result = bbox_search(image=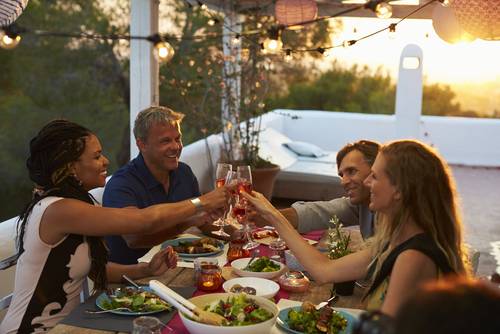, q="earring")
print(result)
[72,173,83,187]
